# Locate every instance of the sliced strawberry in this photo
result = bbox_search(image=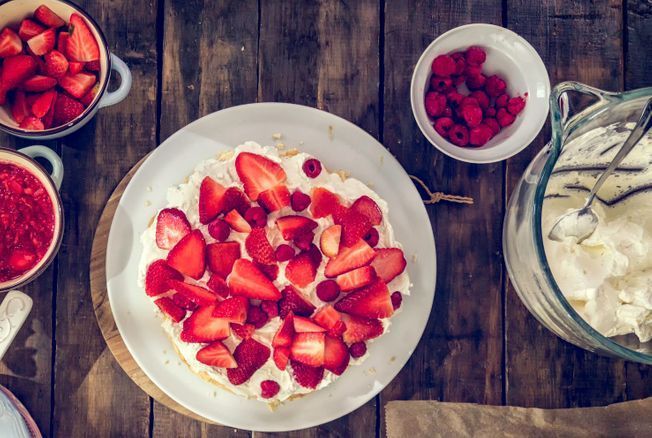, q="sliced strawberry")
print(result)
[66,13,100,61]
[212,296,248,324]
[31,89,56,118]
[167,230,206,279]
[57,31,69,53]
[255,262,279,281]
[180,304,230,343]
[42,95,56,128]
[276,215,318,240]
[224,209,252,233]
[290,360,324,389]
[27,28,55,56]
[170,280,218,306]
[324,335,350,375]
[85,60,100,72]
[313,305,342,330]
[170,293,198,311]
[370,248,407,283]
[196,341,237,368]
[258,184,290,212]
[58,72,96,98]
[198,176,226,224]
[19,116,44,130]
[273,347,290,371]
[11,91,30,124]
[272,312,294,347]
[244,228,275,264]
[278,286,315,319]
[235,152,287,201]
[341,209,372,247]
[228,259,281,301]
[222,187,250,215]
[336,265,377,292]
[227,338,271,385]
[285,252,317,288]
[335,280,393,319]
[145,259,183,296]
[207,274,231,298]
[44,50,69,78]
[0,28,22,58]
[231,323,255,340]
[206,241,241,278]
[79,83,99,106]
[291,332,325,367]
[22,75,57,92]
[68,61,84,74]
[341,314,383,344]
[154,297,186,323]
[34,5,66,28]
[293,316,326,333]
[155,208,191,250]
[305,243,323,269]
[18,19,45,41]
[351,195,383,226]
[320,224,342,258]
[52,93,84,125]
[310,187,345,219]
[324,239,375,277]
[0,55,38,91]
